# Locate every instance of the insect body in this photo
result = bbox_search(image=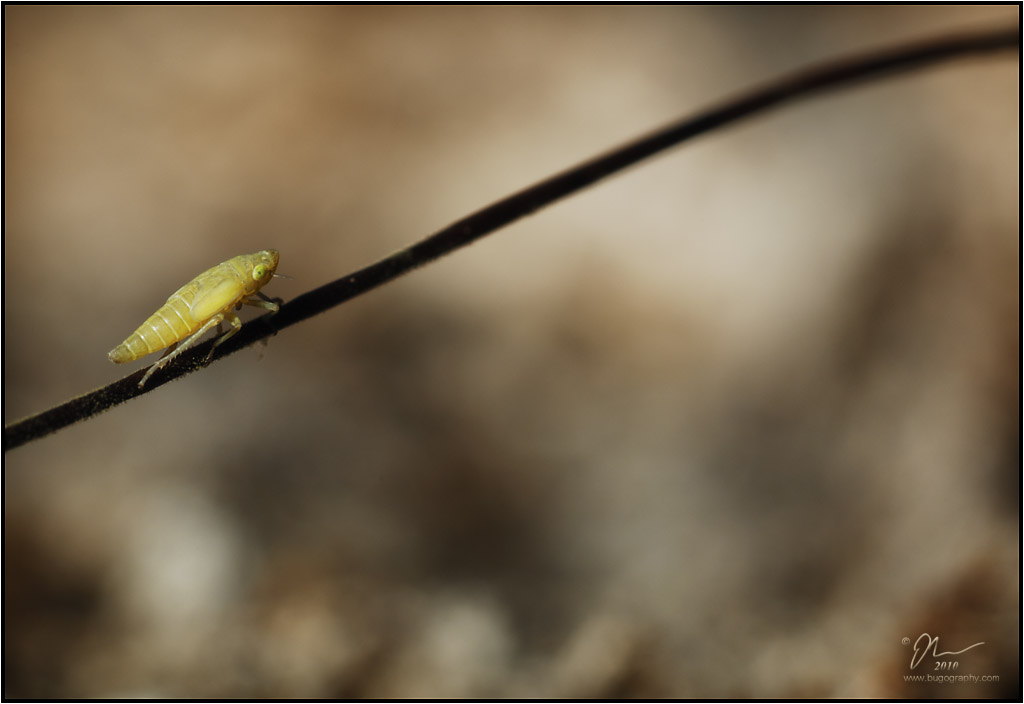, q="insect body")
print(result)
[109,249,281,387]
